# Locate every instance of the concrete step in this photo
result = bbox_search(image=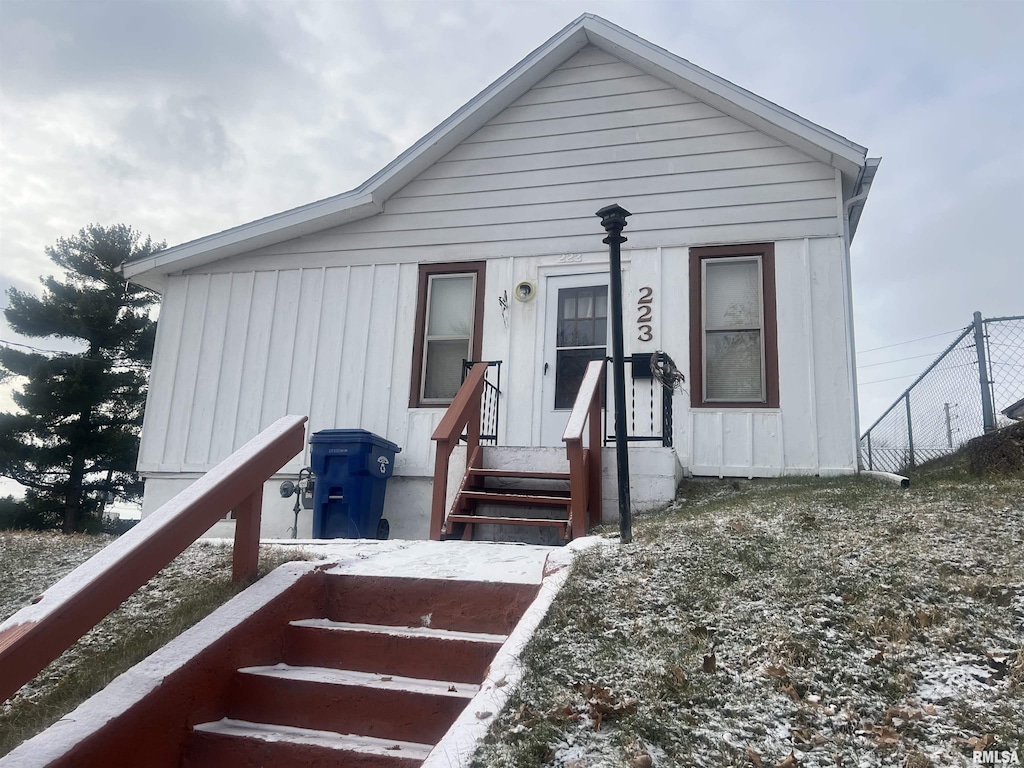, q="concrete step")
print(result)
[321,573,539,635]
[186,718,431,768]
[284,620,506,685]
[228,665,478,745]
